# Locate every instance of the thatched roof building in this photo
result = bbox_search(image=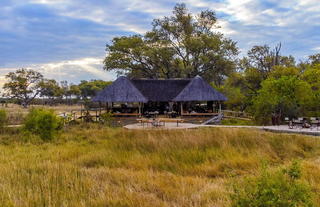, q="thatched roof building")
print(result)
[93,76,227,103]
[173,76,227,102]
[92,76,147,103]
